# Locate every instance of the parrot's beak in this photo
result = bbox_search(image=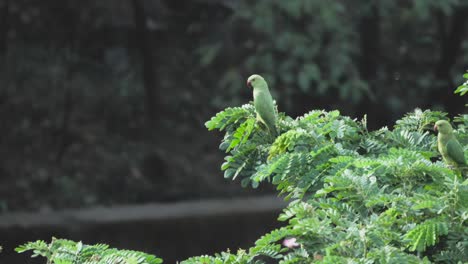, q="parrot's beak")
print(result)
[247,80,252,88]
[433,125,438,132]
